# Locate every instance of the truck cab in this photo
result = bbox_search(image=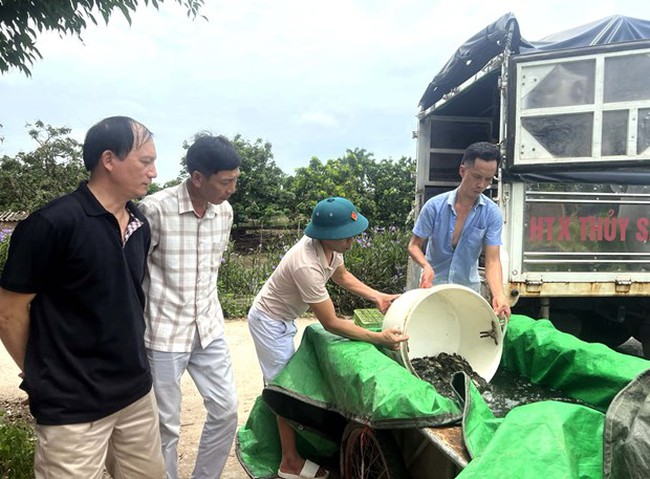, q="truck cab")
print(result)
[411,14,650,354]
